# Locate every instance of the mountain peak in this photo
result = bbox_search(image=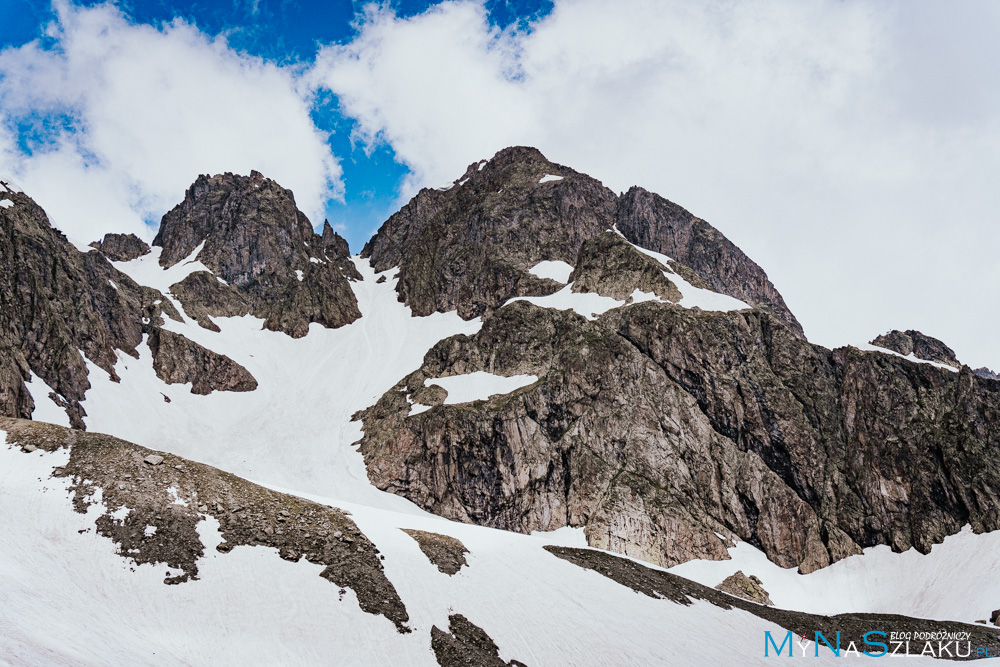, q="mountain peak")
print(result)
[151,171,360,338]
